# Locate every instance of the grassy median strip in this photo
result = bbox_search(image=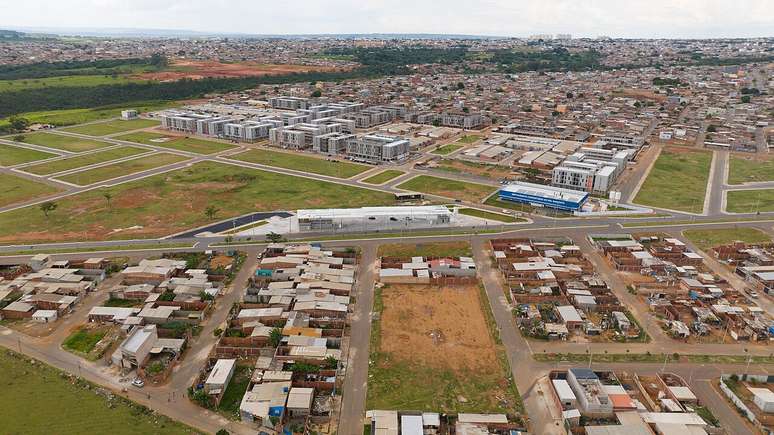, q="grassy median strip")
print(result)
[622,216,774,228]
[398,175,497,202]
[361,169,405,184]
[0,349,200,434]
[728,156,774,185]
[634,147,712,213]
[726,189,774,213]
[17,132,111,152]
[0,143,58,166]
[116,131,235,155]
[534,352,774,364]
[229,148,371,178]
[64,118,160,136]
[458,207,524,223]
[683,227,772,251]
[0,242,194,257]
[21,146,148,175]
[0,173,60,207]
[56,153,189,185]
